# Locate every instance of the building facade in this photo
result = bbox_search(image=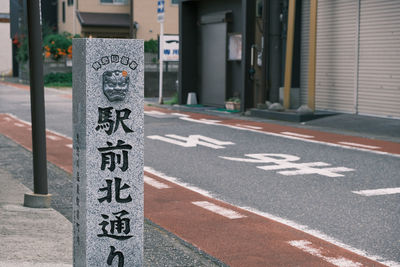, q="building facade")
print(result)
[58,0,179,40]
[179,0,400,119]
